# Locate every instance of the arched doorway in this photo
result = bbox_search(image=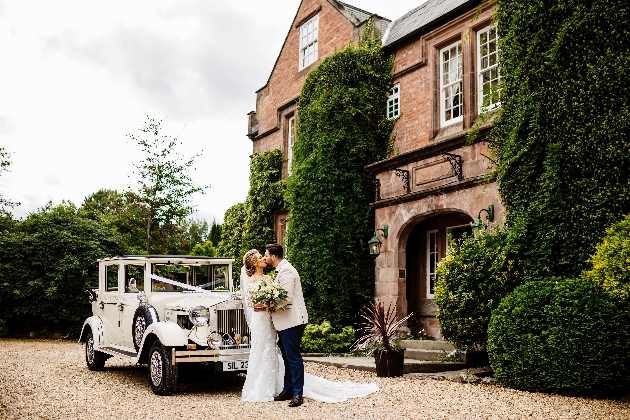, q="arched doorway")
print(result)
[405,211,473,338]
